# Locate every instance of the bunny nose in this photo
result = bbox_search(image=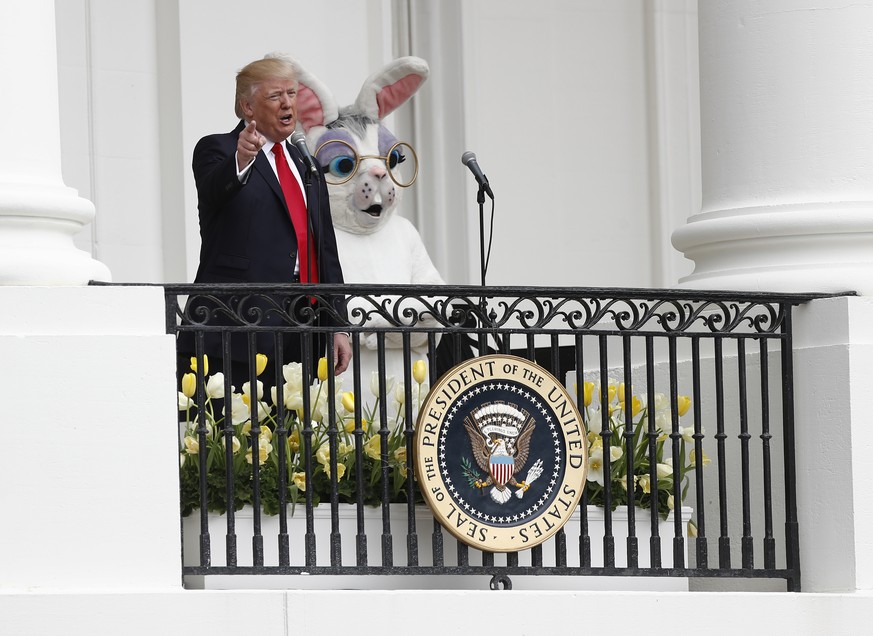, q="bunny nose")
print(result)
[368,164,387,178]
